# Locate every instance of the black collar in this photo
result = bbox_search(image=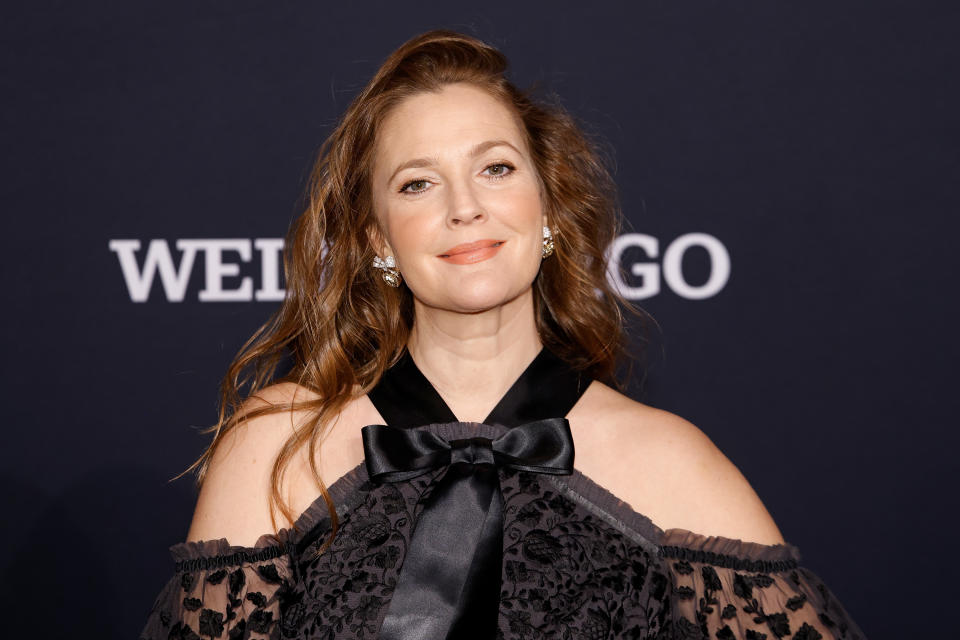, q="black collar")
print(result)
[367,347,592,428]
